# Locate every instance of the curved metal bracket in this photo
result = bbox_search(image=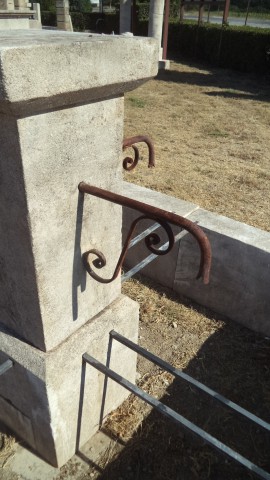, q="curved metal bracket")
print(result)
[122,135,155,171]
[82,215,175,284]
[78,182,212,285]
